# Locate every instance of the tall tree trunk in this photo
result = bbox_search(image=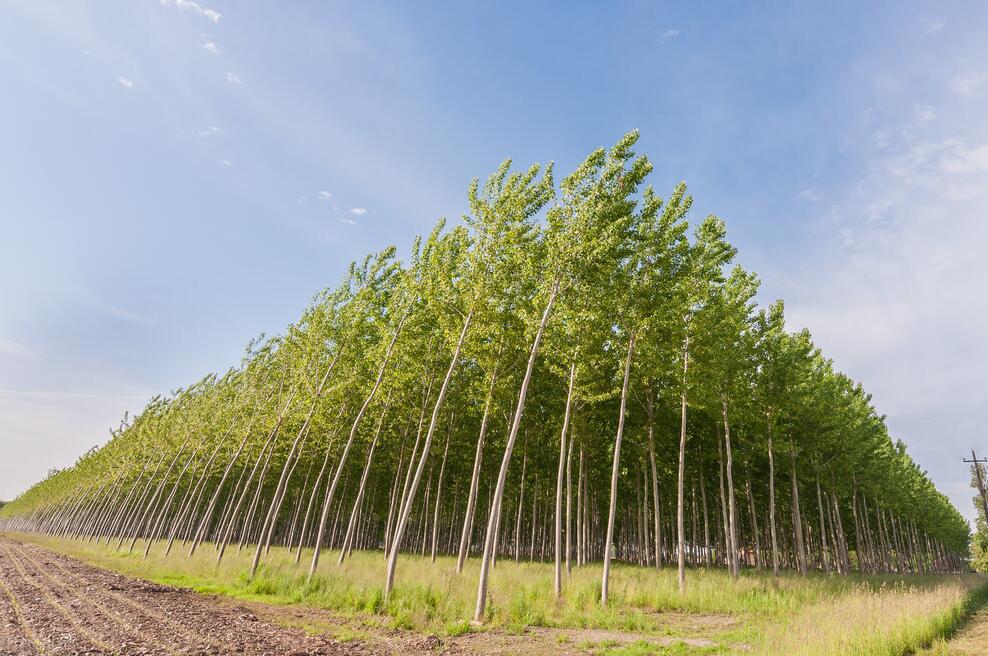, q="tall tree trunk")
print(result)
[790,451,807,576]
[816,472,831,574]
[338,404,388,564]
[474,279,558,622]
[601,332,635,605]
[699,460,710,568]
[566,433,574,575]
[456,367,497,573]
[309,313,406,581]
[555,362,577,599]
[767,420,779,577]
[430,420,452,562]
[514,451,527,562]
[249,354,340,577]
[385,308,473,596]
[721,397,739,576]
[676,334,690,593]
[745,474,761,569]
[646,395,662,569]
